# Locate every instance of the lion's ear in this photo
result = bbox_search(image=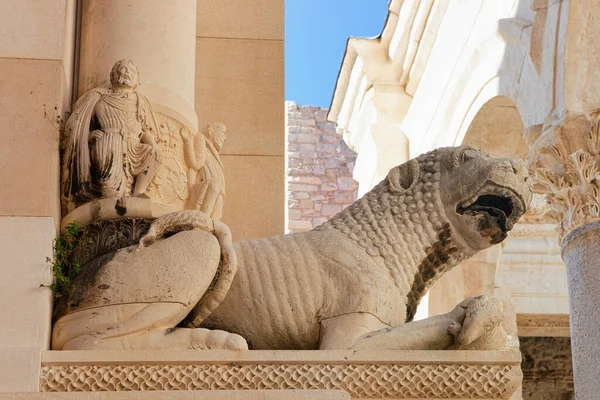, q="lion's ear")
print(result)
[388,159,419,193]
